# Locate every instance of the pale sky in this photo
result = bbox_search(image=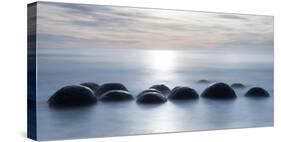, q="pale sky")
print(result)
[36,2,273,50]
